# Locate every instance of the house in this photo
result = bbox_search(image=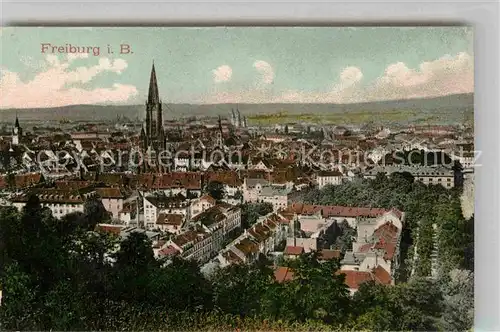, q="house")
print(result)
[143,194,190,230]
[257,185,293,211]
[150,172,203,198]
[156,213,185,234]
[168,227,214,263]
[242,178,270,203]
[316,170,343,188]
[284,202,404,229]
[337,265,392,296]
[10,187,98,219]
[118,200,138,225]
[190,194,217,219]
[318,249,341,262]
[203,171,244,204]
[340,210,405,283]
[96,187,128,220]
[364,165,456,188]
[216,212,290,267]
[162,203,242,264]
[252,159,274,172]
[284,245,304,259]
